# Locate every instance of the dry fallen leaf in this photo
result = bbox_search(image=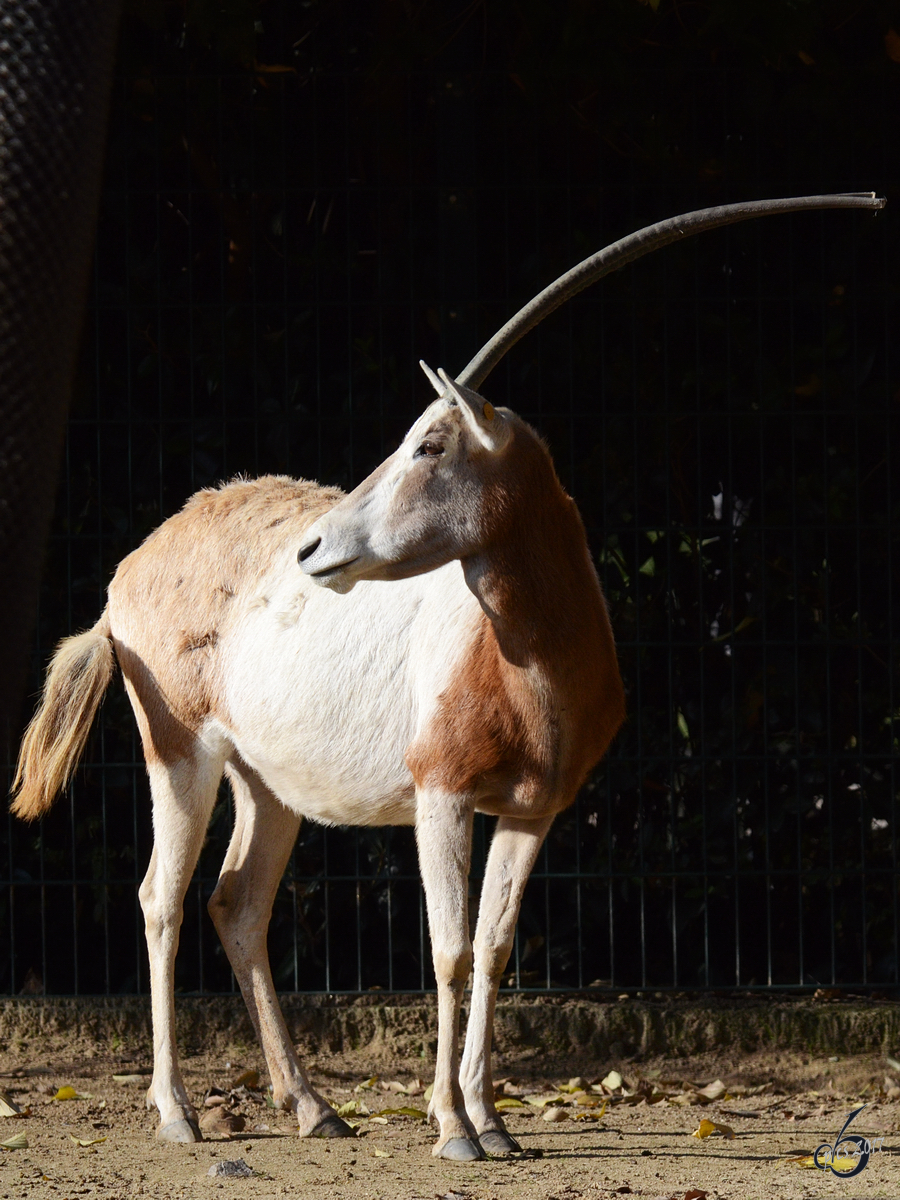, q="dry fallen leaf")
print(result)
[254,59,295,74]
[543,1105,568,1123]
[694,1079,727,1101]
[0,1133,28,1150]
[354,1075,378,1092]
[199,1107,246,1138]
[336,1100,368,1118]
[495,1097,526,1110]
[0,1093,21,1117]
[602,1070,624,1091]
[692,1118,735,1140]
[574,1103,608,1122]
[370,1106,427,1121]
[372,1147,392,1157]
[53,1087,91,1102]
[524,1093,565,1108]
[69,1134,107,1147]
[784,1153,858,1170]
